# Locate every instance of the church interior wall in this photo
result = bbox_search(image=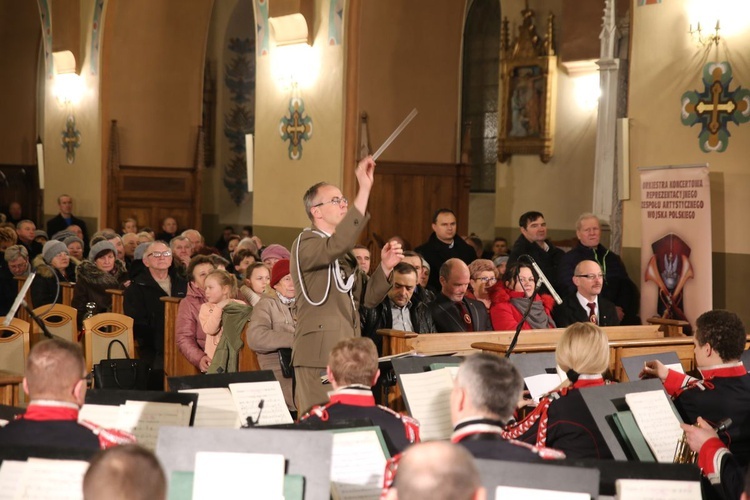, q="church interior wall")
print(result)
[625,0,750,323]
